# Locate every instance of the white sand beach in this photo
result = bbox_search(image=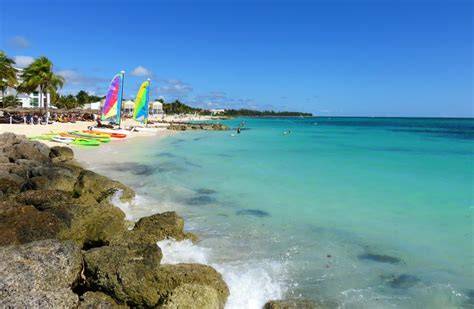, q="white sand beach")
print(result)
[0,119,176,148]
